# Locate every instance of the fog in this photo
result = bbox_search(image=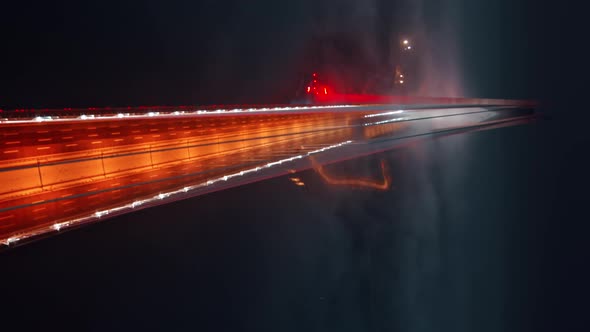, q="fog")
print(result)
[306,0,464,97]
